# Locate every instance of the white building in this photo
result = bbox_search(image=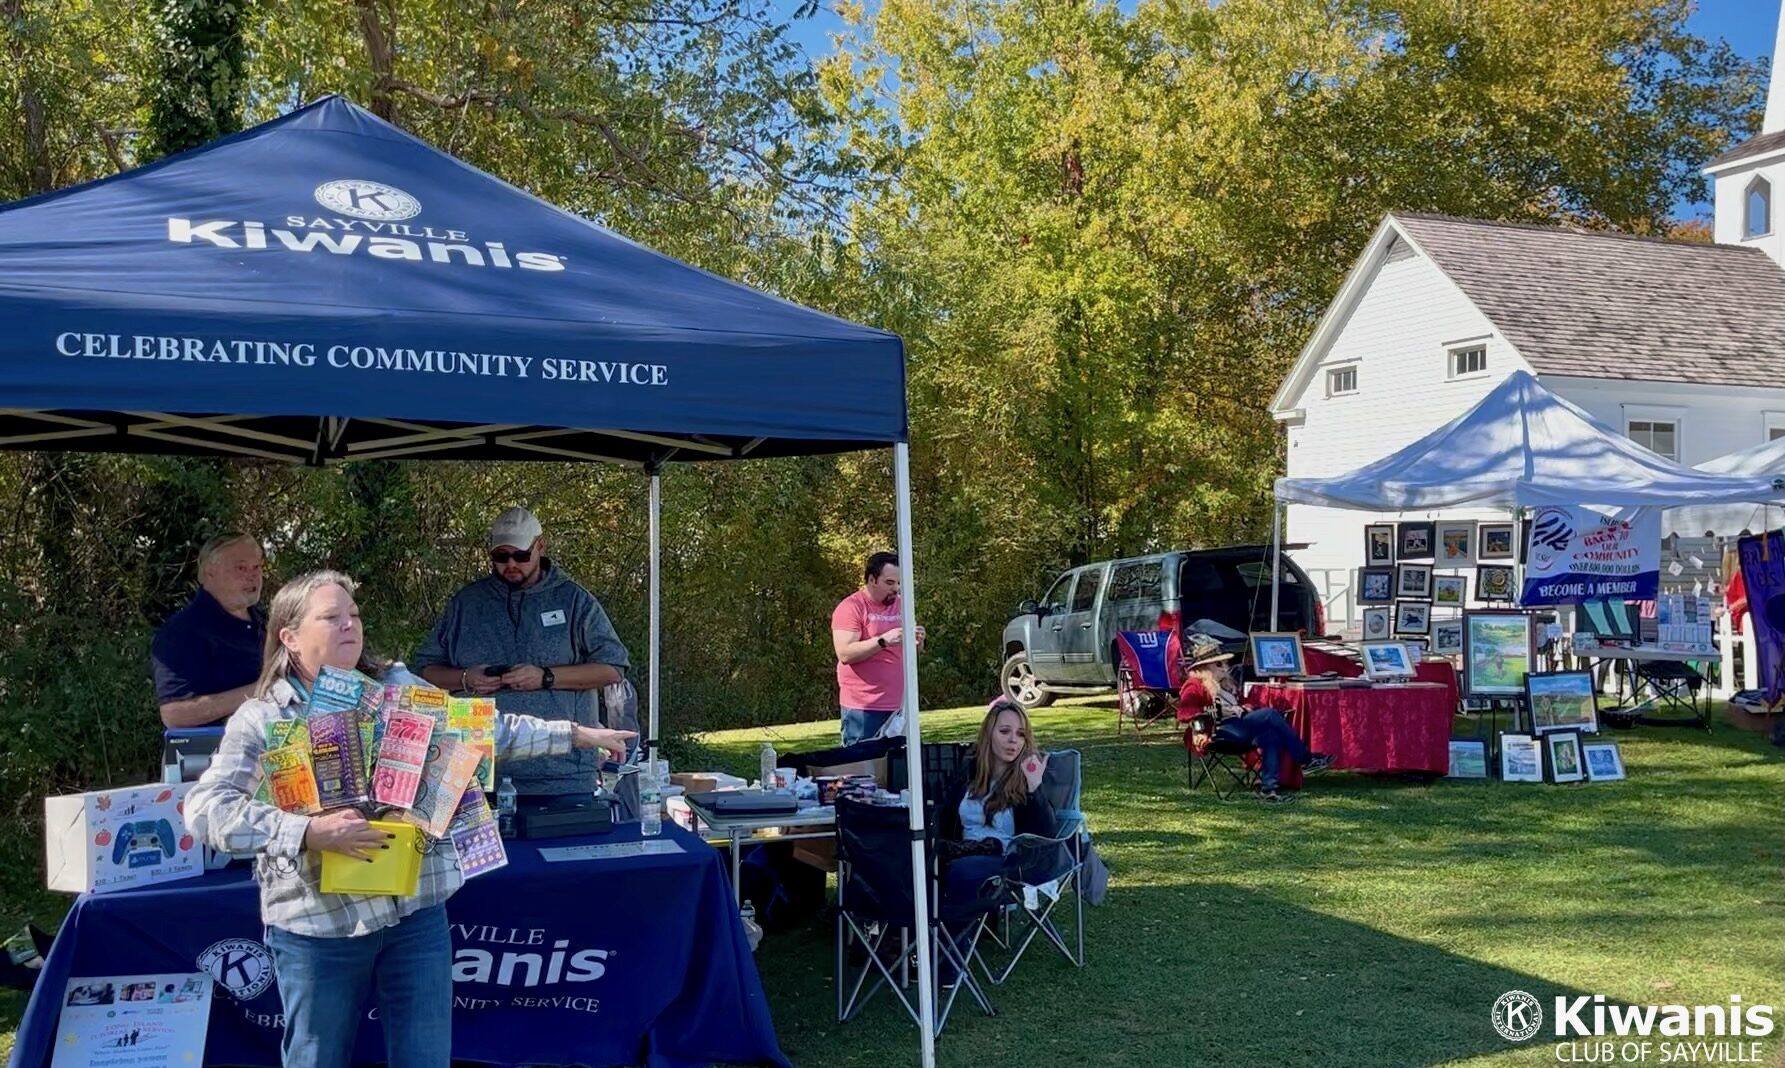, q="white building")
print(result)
[1270,30,1785,626]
